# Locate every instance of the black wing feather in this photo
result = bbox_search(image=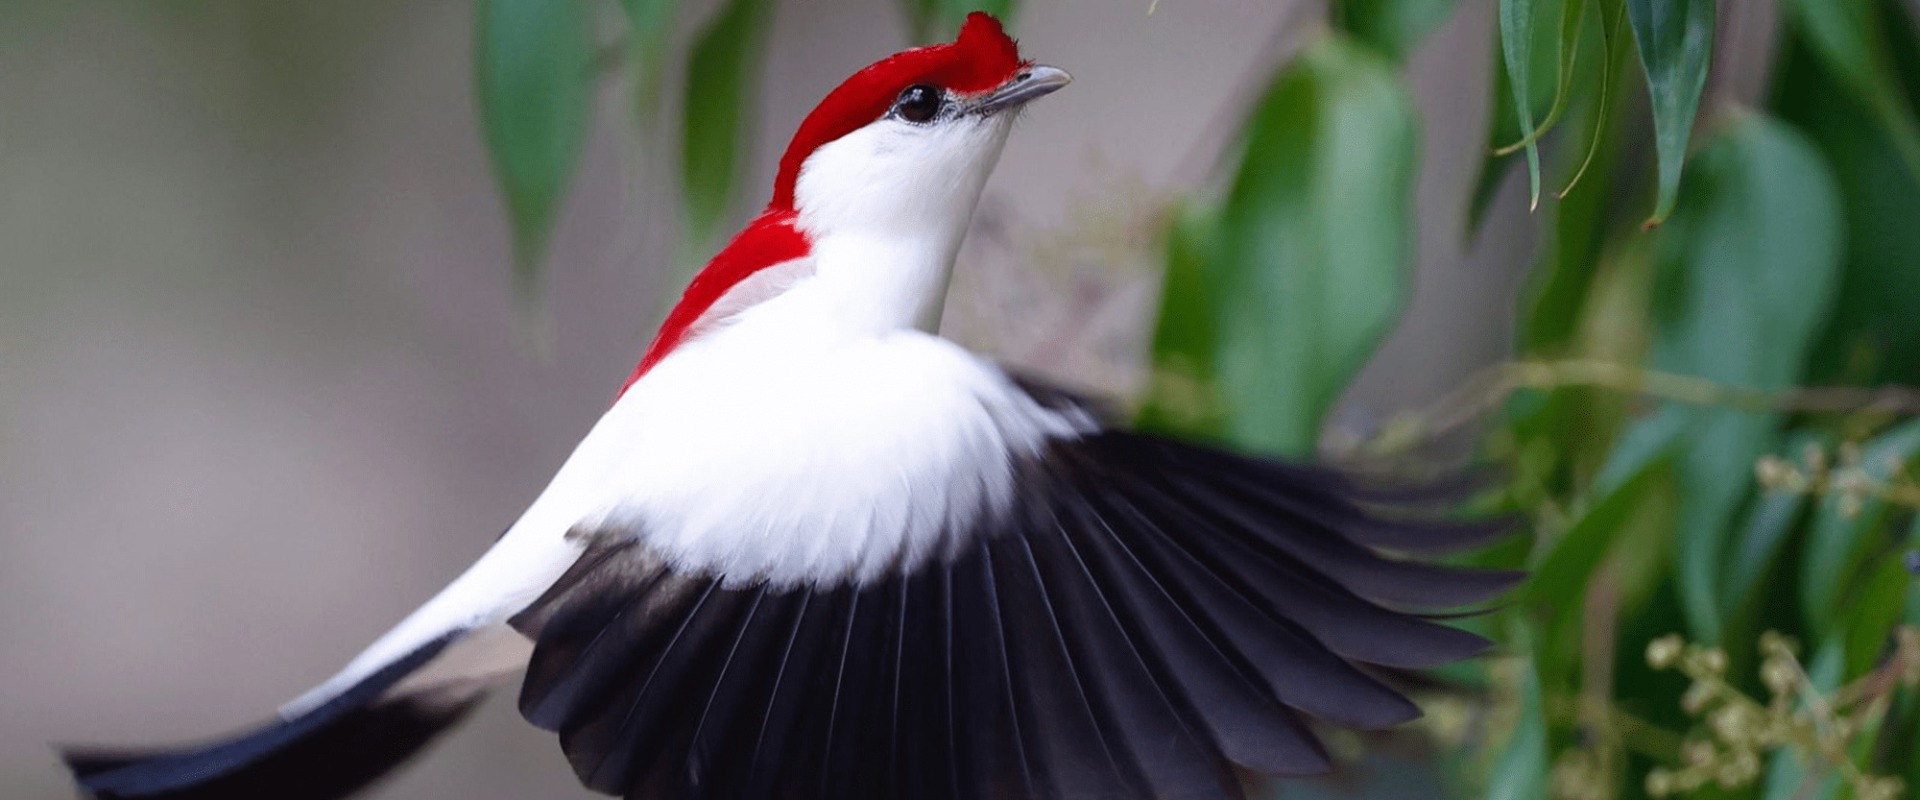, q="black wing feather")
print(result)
[63,633,480,800]
[509,406,1517,800]
[1032,486,1241,800]
[1128,474,1494,668]
[1068,480,1332,775]
[1108,473,1424,730]
[953,538,1038,799]
[991,530,1144,799]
